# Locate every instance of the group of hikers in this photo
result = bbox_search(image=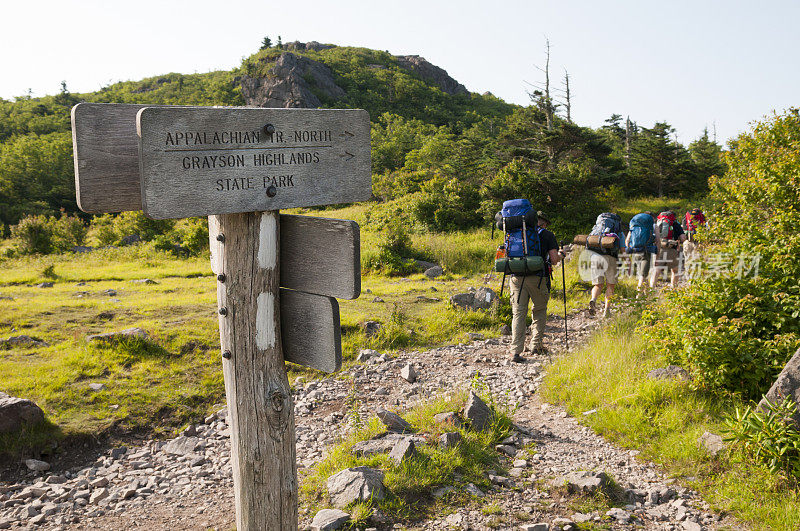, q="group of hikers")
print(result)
[494,199,706,362]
